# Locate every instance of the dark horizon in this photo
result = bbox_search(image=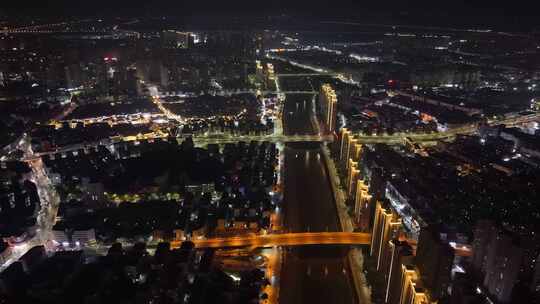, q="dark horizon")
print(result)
[1,0,540,30]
